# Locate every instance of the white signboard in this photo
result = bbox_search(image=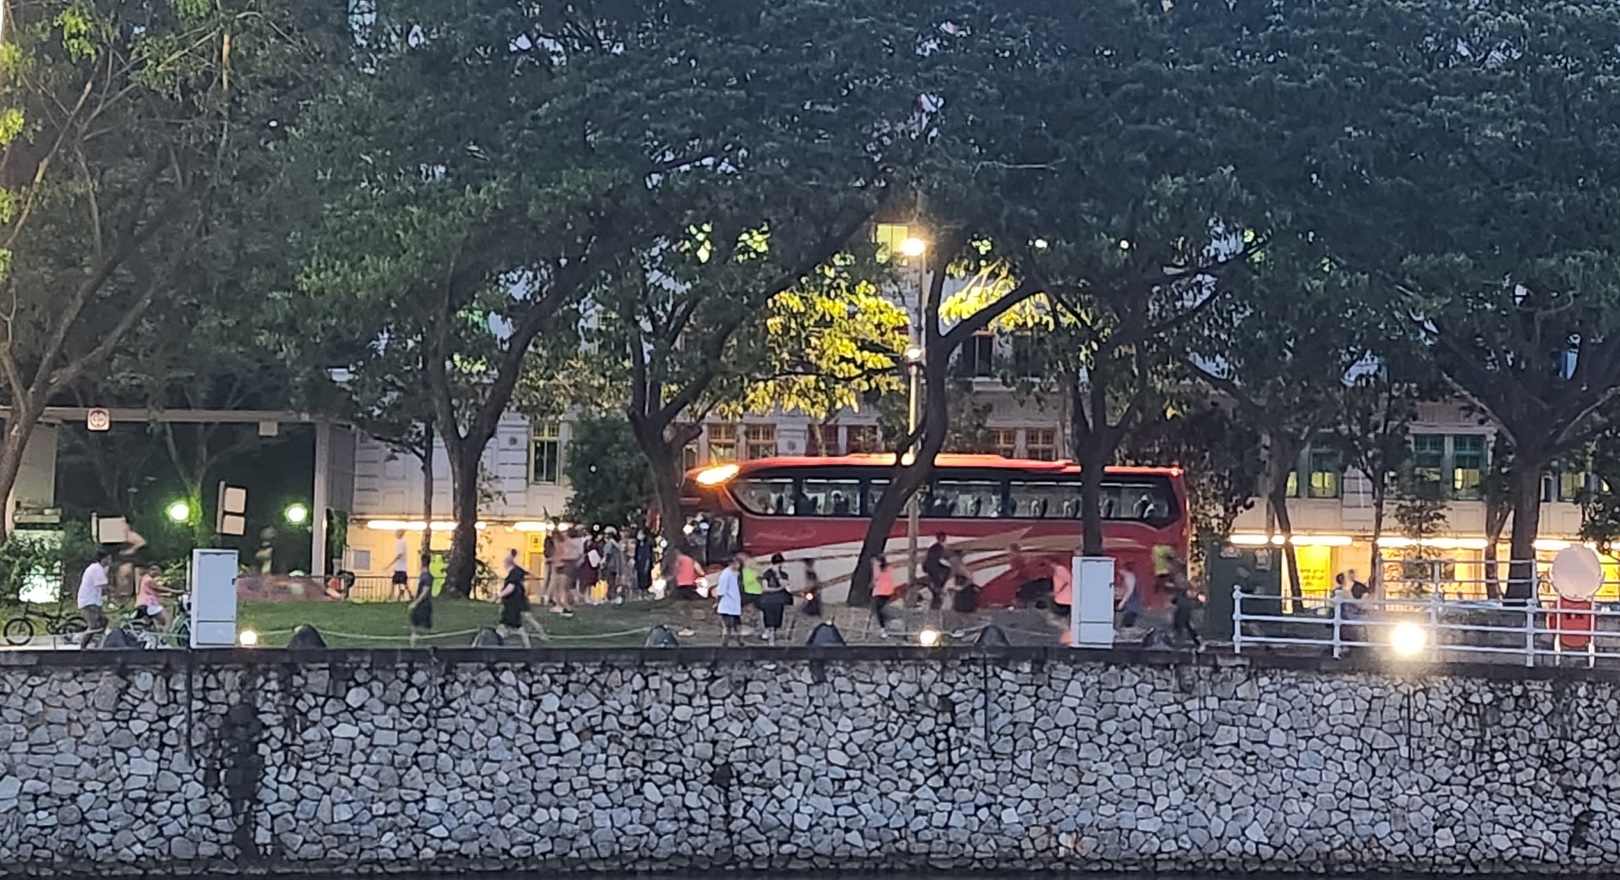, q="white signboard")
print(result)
[190,549,239,648]
[1071,556,1116,648]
